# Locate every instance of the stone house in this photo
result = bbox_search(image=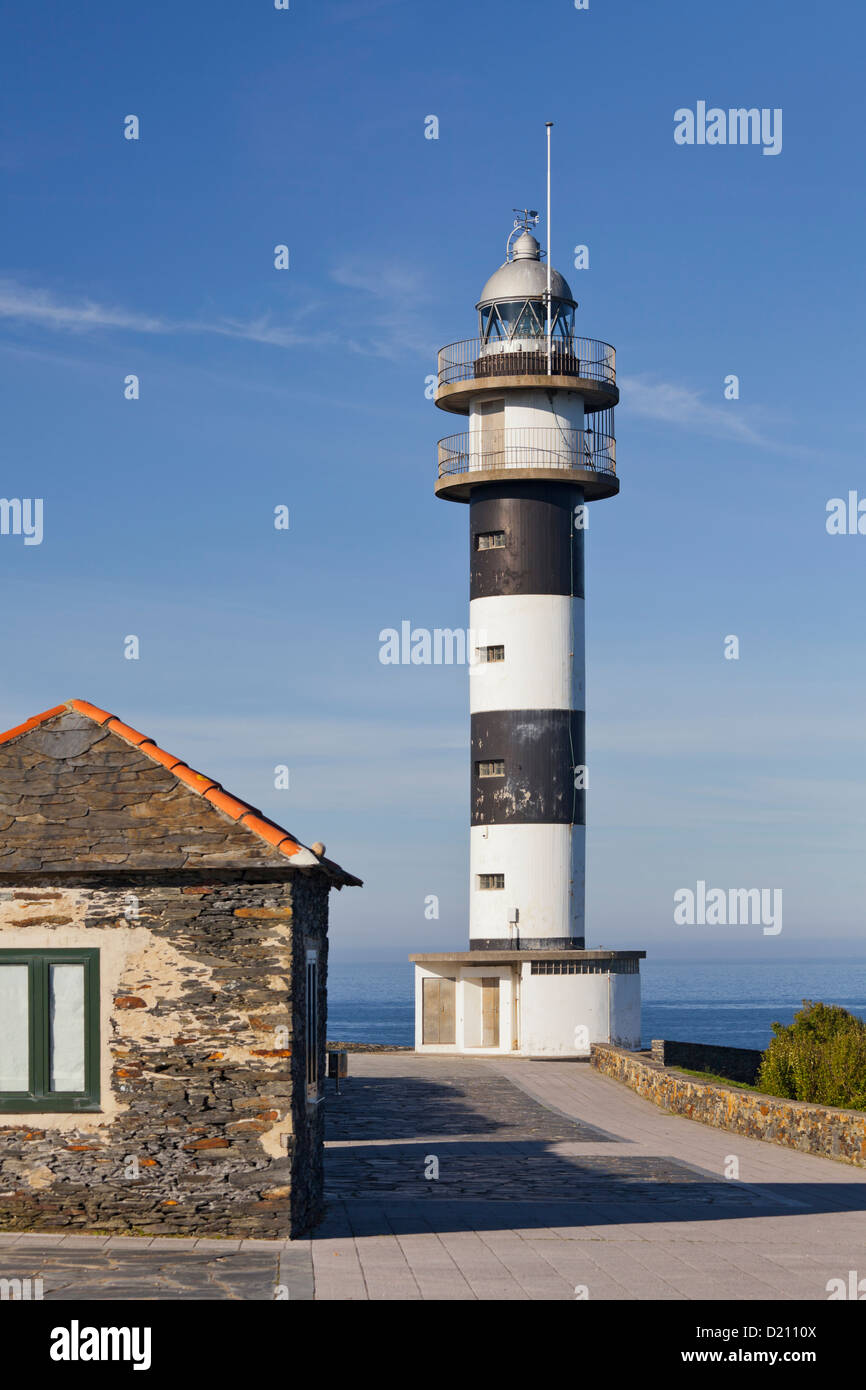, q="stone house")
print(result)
[0,699,360,1239]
